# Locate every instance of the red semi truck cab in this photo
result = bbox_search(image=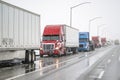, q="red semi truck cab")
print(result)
[101,38,106,46]
[92,36,101,48]
[40,25,64,57]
